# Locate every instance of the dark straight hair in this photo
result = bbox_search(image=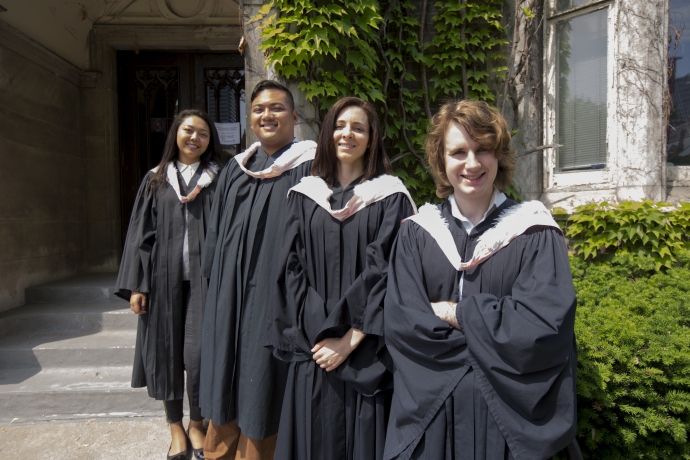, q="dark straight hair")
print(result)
[148,109,224,194]
[311,97,391,187]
